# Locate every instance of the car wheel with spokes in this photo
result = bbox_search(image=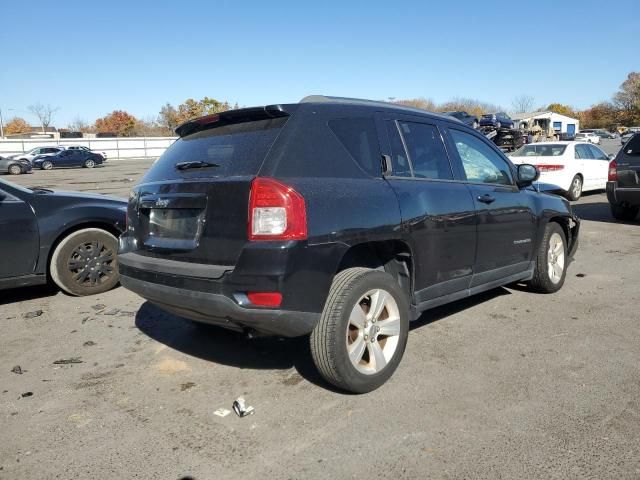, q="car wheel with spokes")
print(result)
[528,222,567,293]
[566,175,583,201]
[310,267,409,393]
[8,164,22,175]
[84,159,95,168]
[41,160,53,170]
[50,228,119,296]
